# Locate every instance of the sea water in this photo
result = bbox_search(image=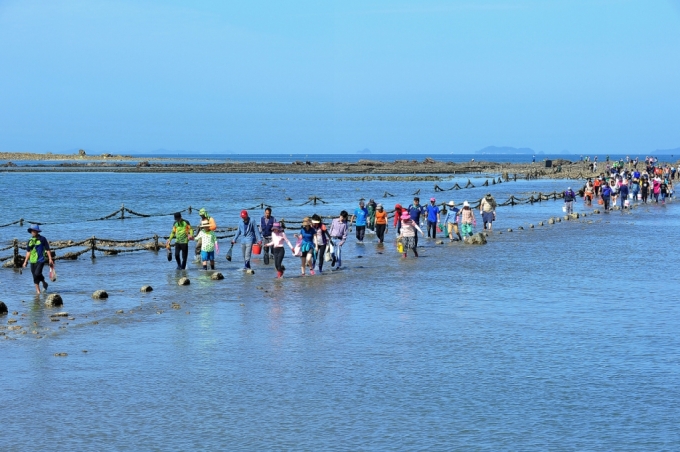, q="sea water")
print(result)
[0,171,679,450]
